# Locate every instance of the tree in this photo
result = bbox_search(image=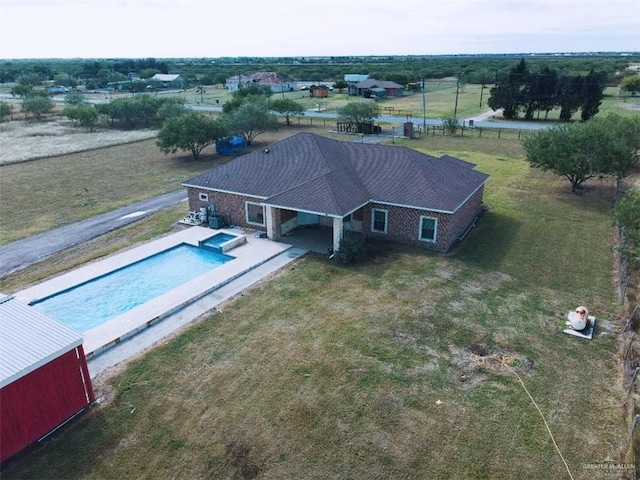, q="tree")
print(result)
[157,97,185,121]
[10,83,32,98]
[441,115,460,135]
[104,97,140,128]
[620,76,640,96]
[53,73,76,87]
[269,98,305,126]
[64,91,85,105]
[0,101,13,122]
[62,104,98,131]
[587,114,640,193]
[337,100,378,125]
[525,66,558,120]
[579,70,604,121]
[223,83,273,114]
[557,75,583,121]
[333,80,348,93]
[235,82,273,99]
[523,123,600,192]
[613,189,640,266]
[139,68,160,79]
[488,59,529,119]
[21,95,54,119]
[136,94,160,126]
[96,95,164,128]
[523,115,640,192]
[223,99,279,146]
[157,112,227,159]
